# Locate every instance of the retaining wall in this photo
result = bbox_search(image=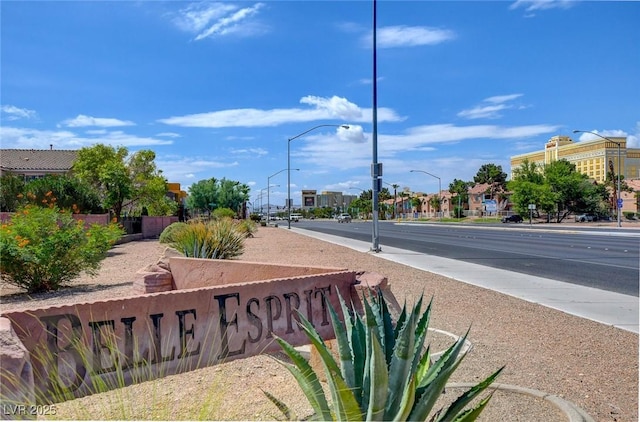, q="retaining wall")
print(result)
[0,257,387,407]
